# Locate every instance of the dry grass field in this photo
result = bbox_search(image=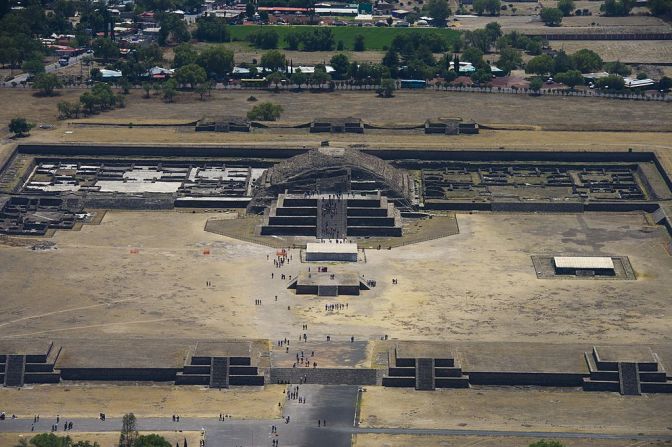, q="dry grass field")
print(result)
[549,40,672,64]
[353,434,672,447]
[2,88,671,133]
[359,386,672,435]
[0,383,284,418]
